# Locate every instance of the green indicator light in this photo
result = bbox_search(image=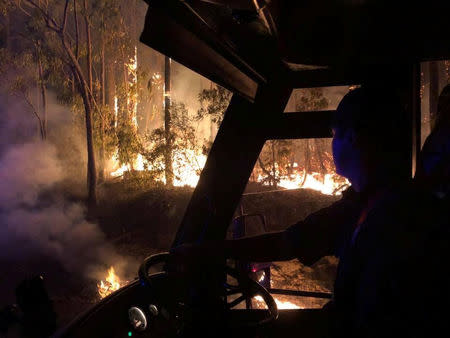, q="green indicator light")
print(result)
[128,331,132,337]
